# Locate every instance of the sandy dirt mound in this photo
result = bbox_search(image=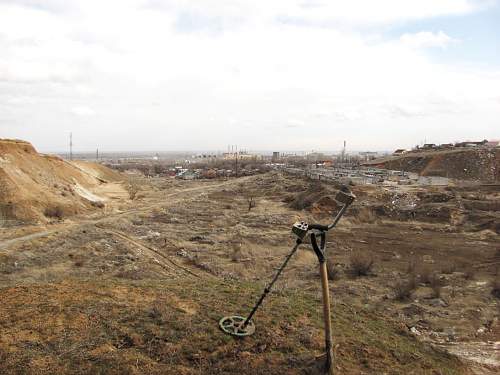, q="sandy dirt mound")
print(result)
[365,148,500,182]
[0,139,123,224]
[71,160,123,182]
